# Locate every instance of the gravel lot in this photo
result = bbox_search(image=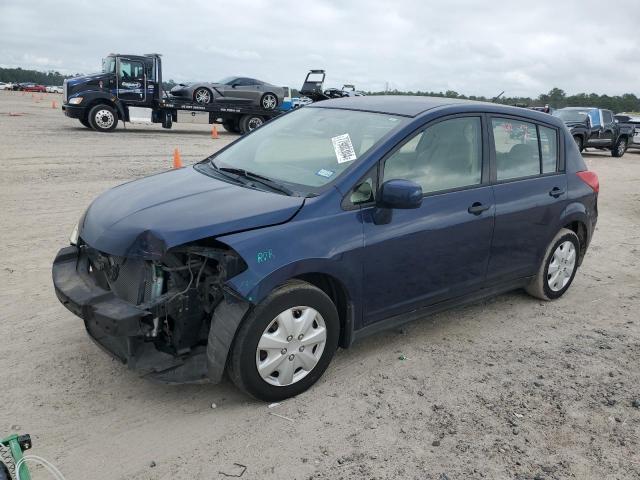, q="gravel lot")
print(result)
[1,90,639,480]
